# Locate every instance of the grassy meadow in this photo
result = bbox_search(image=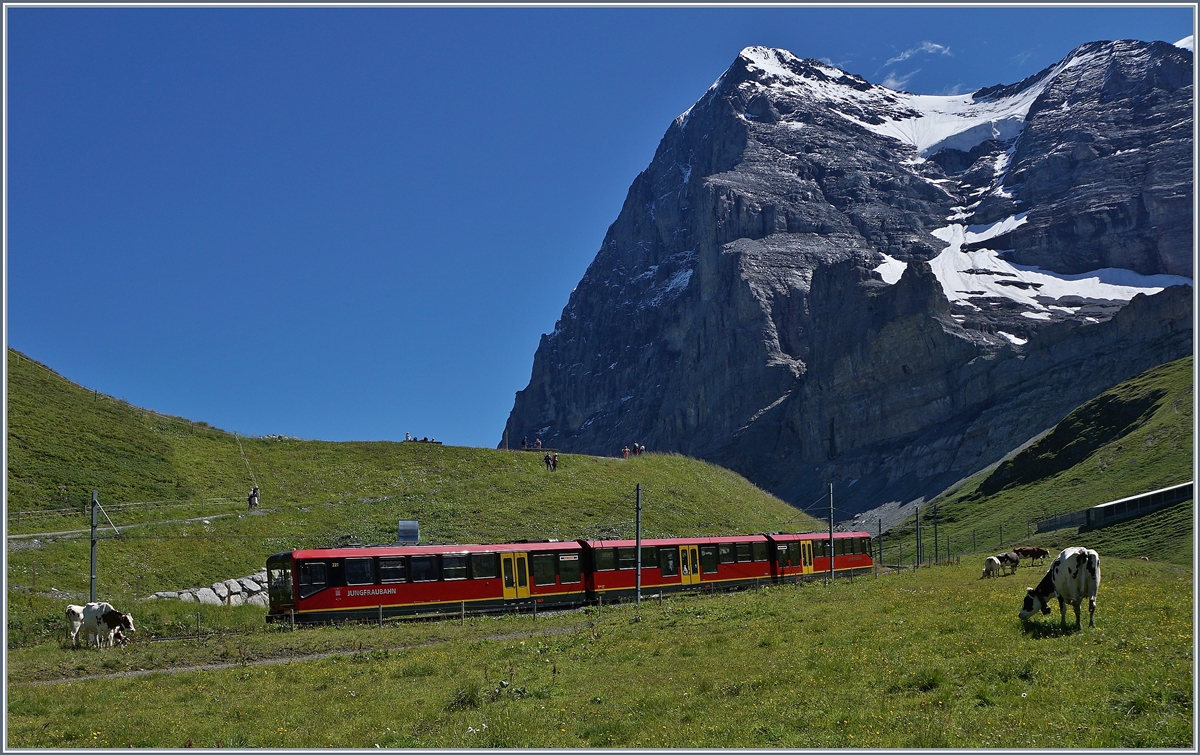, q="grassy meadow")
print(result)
[7,556,1192,748]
